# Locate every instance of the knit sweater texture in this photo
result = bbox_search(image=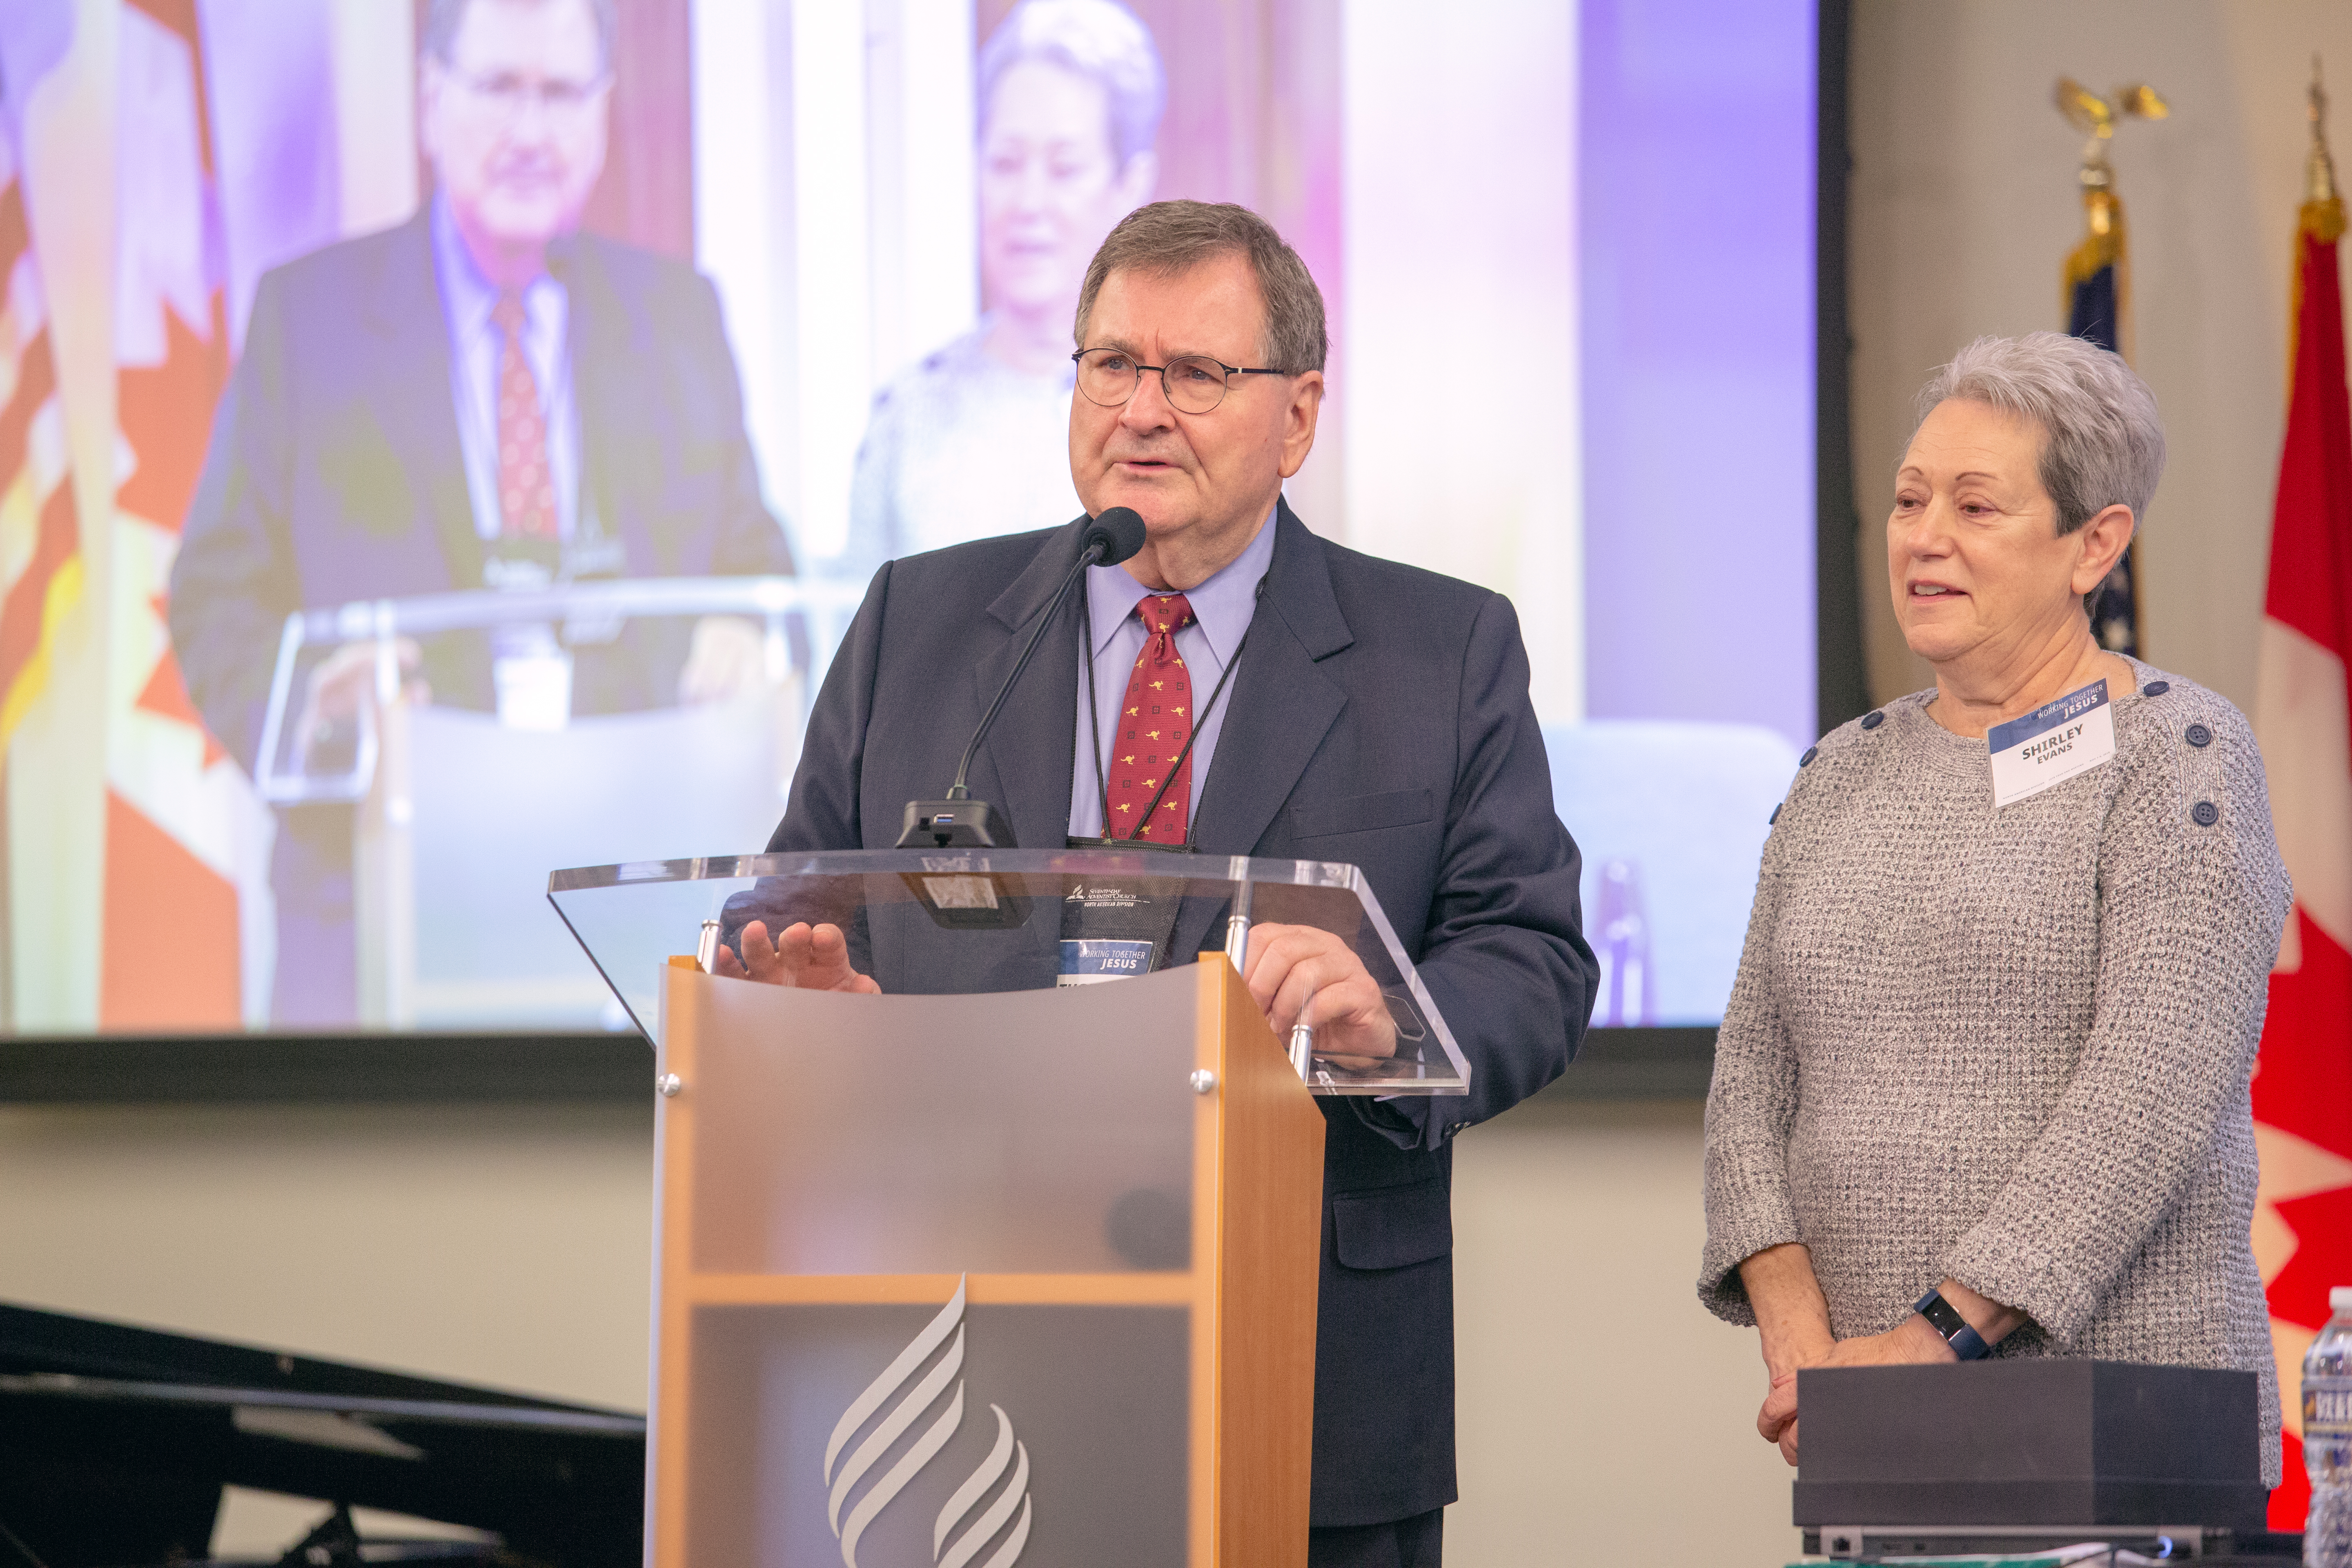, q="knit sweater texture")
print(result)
[1699,660,2287,1483]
